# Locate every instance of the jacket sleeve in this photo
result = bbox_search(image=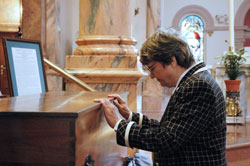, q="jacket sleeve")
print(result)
[116,79,217,153]
[131,112,160,128]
